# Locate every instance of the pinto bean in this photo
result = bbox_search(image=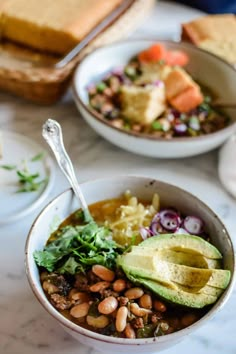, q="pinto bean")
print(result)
[98,296,118,315]
[87,315,109,328]
[125,287,144,300]
[116,306,128,332]
[113,279,126,292]
[130,303,152,317]
[70,302,90,318]
[40,272,48,282]
[68,288,78,299]
[139,294,152,309]
[181,313,198,327]
[89,281,110,292]
[92,265,115,282]
[124,323,136,339]
[153,300,167,312]
[71,292,90,304]
[42,281,59,294]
